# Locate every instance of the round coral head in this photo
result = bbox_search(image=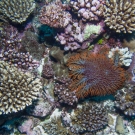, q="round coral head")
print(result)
[67,51,126,98]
